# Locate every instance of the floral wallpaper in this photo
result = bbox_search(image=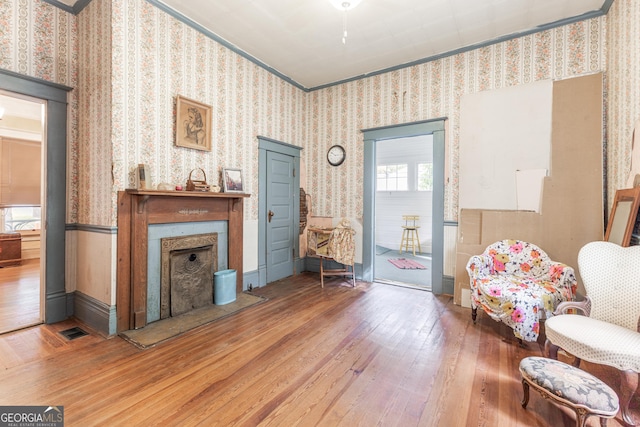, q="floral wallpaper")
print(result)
[76,0,111,226]
[100,0,305,226]
[0,0,79,222]
[0,0,76,85]
[606,0,640,207]
[3,0,639,227]
[306,18,606,221]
